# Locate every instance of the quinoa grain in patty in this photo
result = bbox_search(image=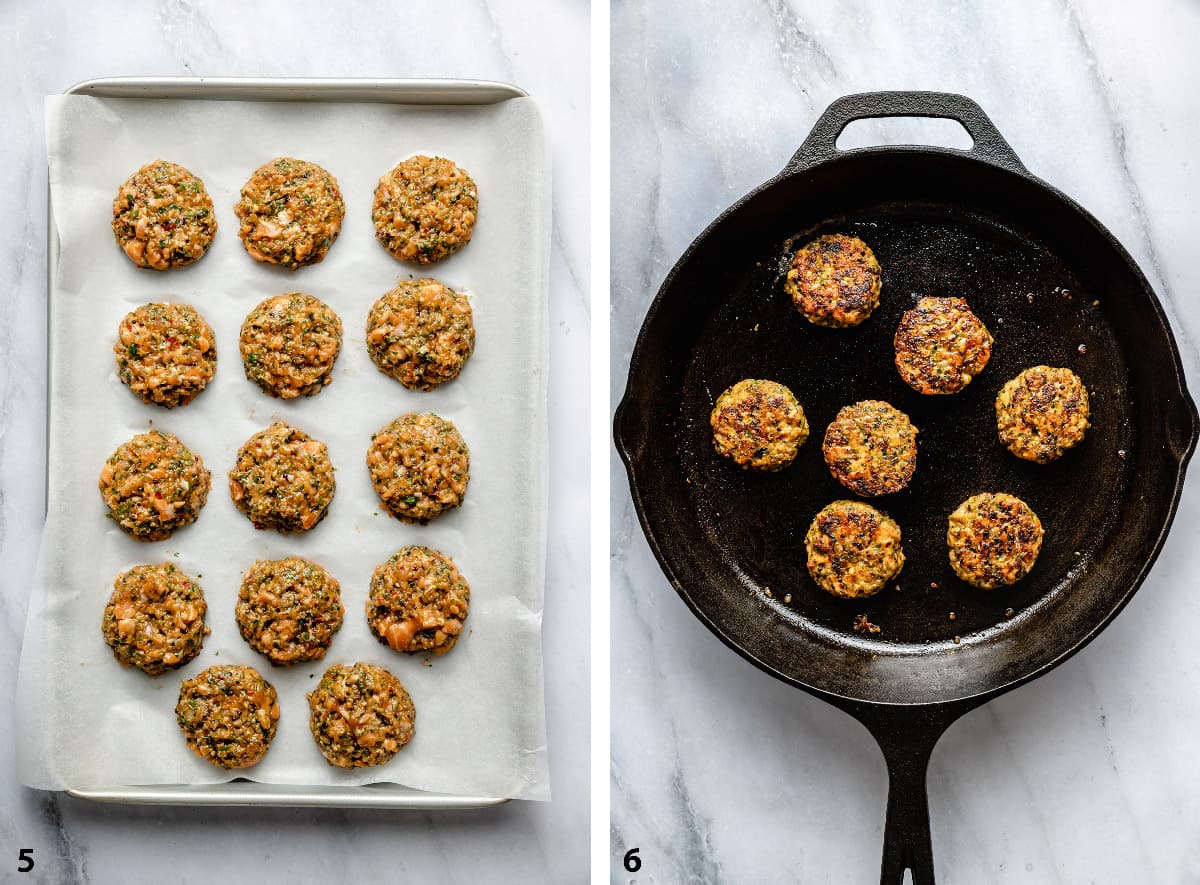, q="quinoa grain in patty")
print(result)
[102,563,207,676]
[368,546,470,655]
[114,302,216,408]
[308,662,416,769]
[99,430,211,541]
[823,400,918,497]
[996,366,1091,463]
[176,665,279,770]
[710,379,809,471]
[229,421,336,533]
[236,557,344,665]
[112,160,217,270]
[894,296,993,395]
[366,278,475,390]
[240,292,343,399]
[805,500,905,599]
[367,413,469,523]
[234,157,345,269]
[372,156,478,264]
[947,492,1044,589]
[785,234,882,328]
